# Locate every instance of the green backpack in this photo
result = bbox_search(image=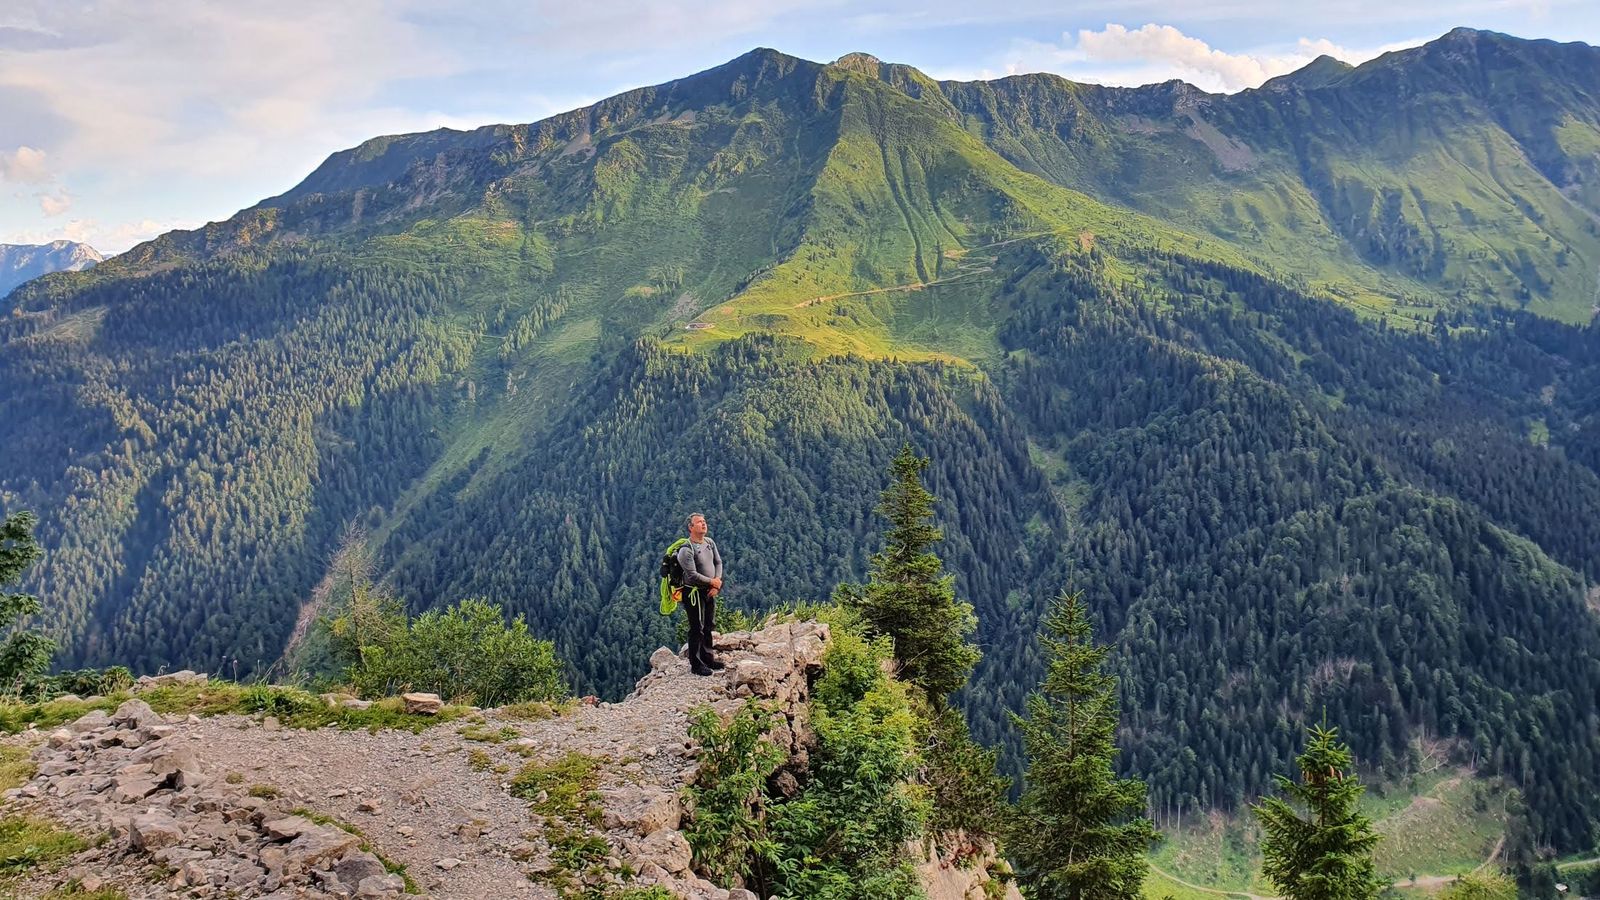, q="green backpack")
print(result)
[657,538,690,615]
